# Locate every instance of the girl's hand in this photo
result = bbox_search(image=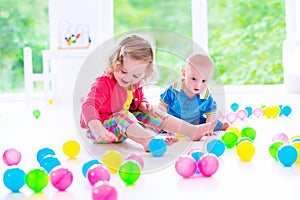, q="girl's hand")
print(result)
[88,119,117,143]
[139,102,157,117]
[94,129,118,143]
